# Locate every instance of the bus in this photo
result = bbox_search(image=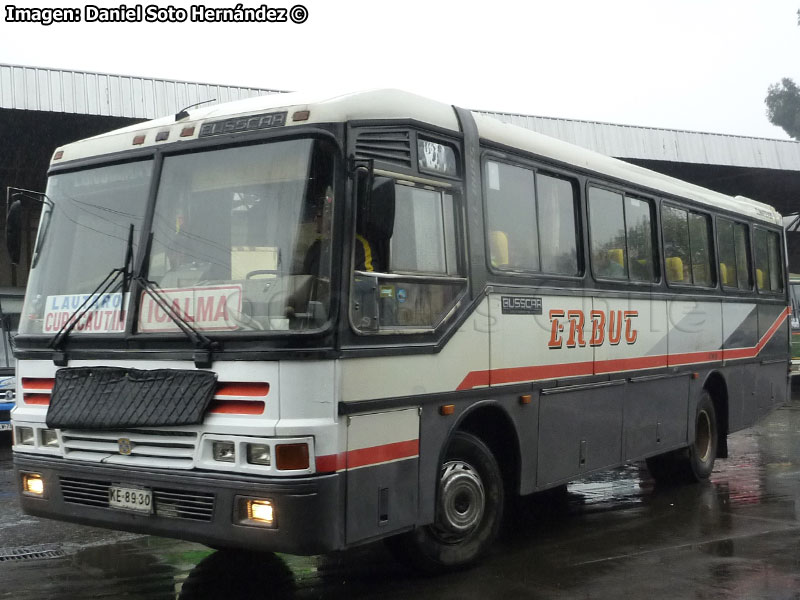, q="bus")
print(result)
[0,288,23,434]
[6,89,790,572]
[790,275,800,374]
